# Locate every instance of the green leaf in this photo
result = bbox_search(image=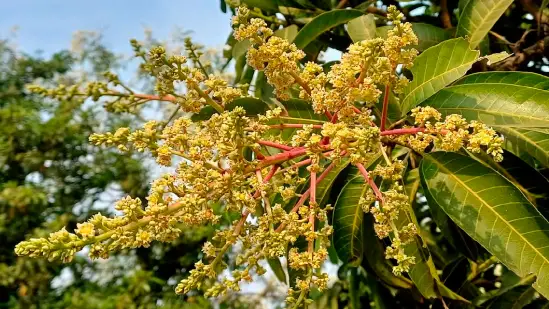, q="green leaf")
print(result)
[501,127,549,168]
[332,155,380,265]
[456,0,514,48]
[424,72,549,166]
[424,167,485,261]
[487,286,536,309]
[347,14,376,43]
[293,9,363,49]
[191,97,271,121]
[232,40,251,59]
[376,23,452,51]
[400,38,480,114]
[274,25,299,42]
[267,257,287,284]
[420,151,549,299]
